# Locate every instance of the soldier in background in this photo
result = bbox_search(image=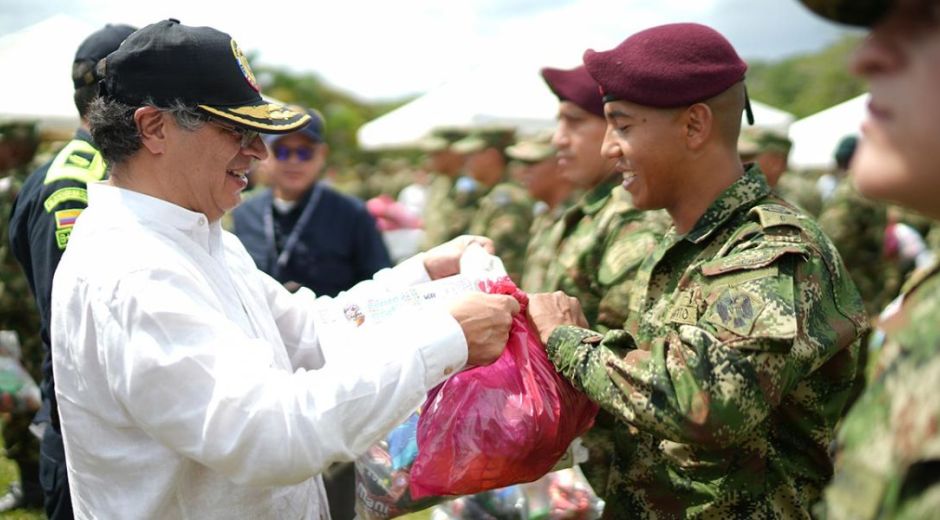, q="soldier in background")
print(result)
[459,128,534,283]
[511,134,577,293]
[0,122,43,513]
[818,135,890,318]
[528,23,866,517]
[419,128,467,249]
[742,128,823,216]
[797,0,940,516]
